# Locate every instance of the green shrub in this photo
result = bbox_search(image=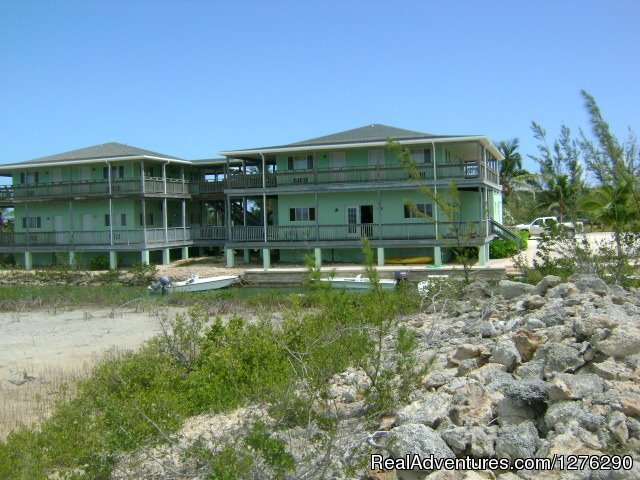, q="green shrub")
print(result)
[89,255,110,270]
[489,238,518,259]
